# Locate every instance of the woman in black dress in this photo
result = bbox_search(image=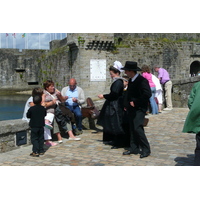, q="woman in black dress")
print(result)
[97,62,125,148]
